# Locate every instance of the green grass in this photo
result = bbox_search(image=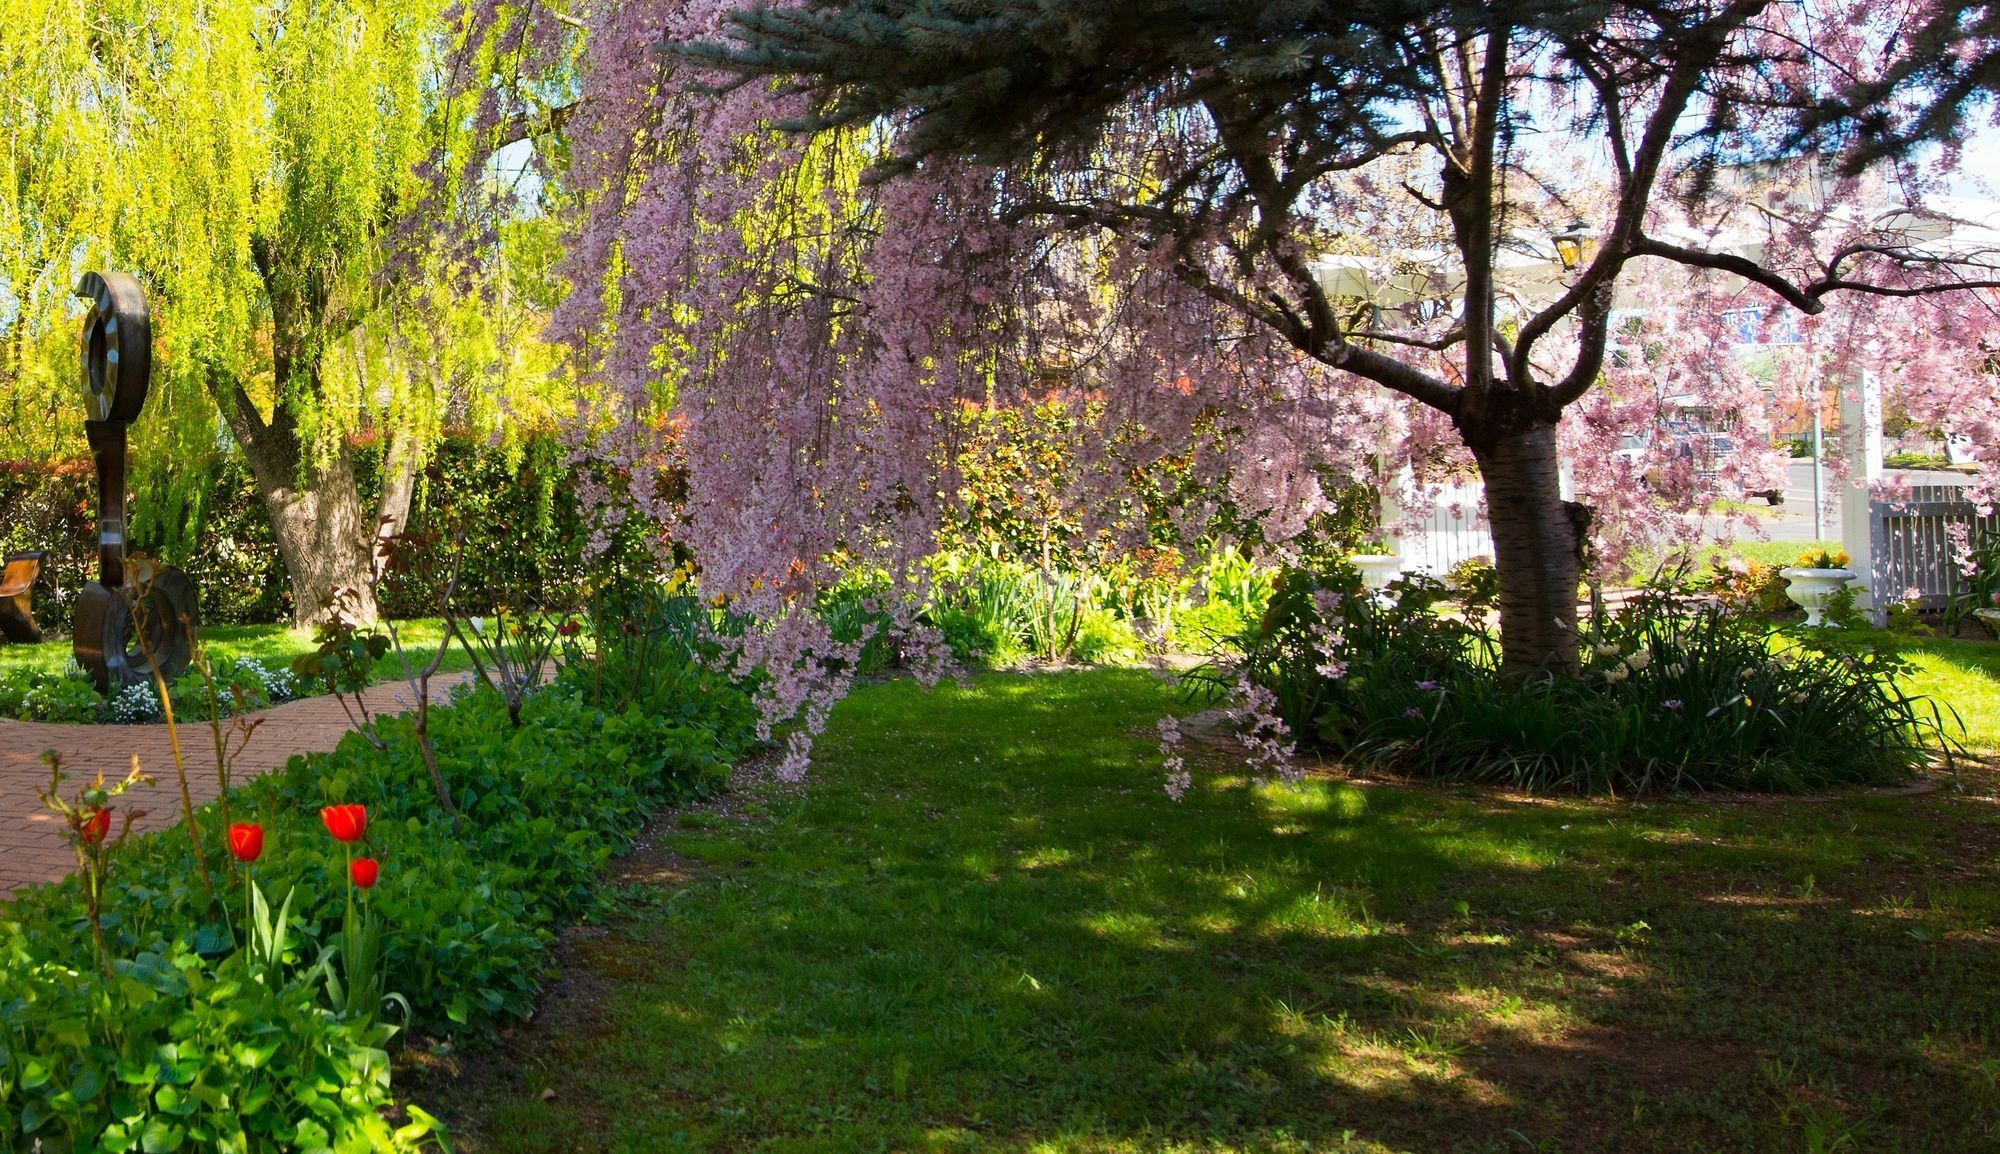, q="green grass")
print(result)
[1874,634,2000,753]
[430,669,2000,1153]
[0,619,473,689]
[1620,539,1846,586]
